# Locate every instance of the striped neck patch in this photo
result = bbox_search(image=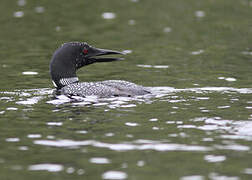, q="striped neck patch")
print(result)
[59,77,79,86]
